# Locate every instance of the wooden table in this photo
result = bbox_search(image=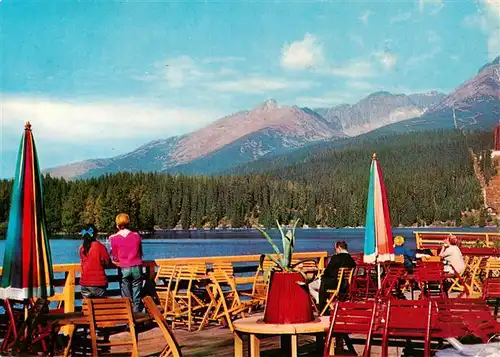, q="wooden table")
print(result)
[233,314,329,357]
